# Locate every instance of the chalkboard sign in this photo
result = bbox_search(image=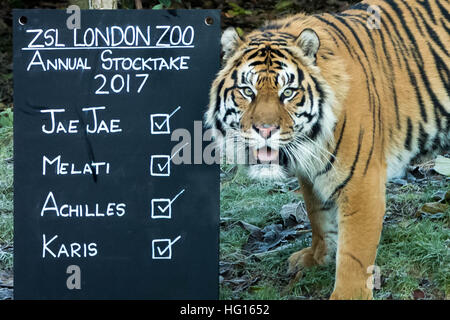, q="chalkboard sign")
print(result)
[13,9,220,299]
